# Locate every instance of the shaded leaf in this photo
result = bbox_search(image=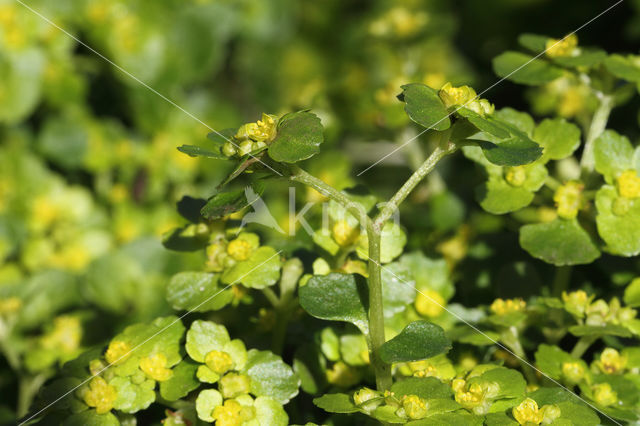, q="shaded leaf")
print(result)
[177,144,226,159]
[313,393,359,413]
[379,320,451,363]
[159,359,200,401]
[399,83,451,131]
[243,349,300,404]
[201,181,265,220]
[268,111,324,163]
[519,219,600,265]
[299,273,369,335]
[166,272,233,312]
[493,51,563,85]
